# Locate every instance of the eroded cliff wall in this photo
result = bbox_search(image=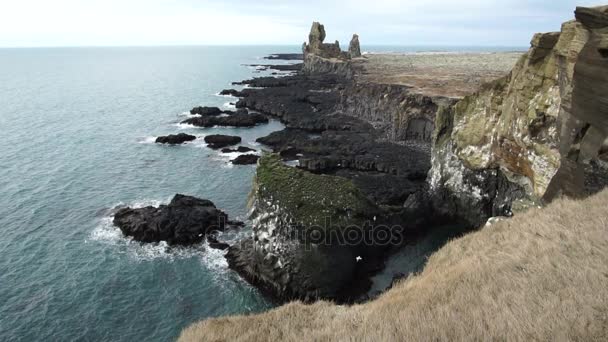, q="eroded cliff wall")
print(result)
[429,6,608,226]
[337,83,452,144]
